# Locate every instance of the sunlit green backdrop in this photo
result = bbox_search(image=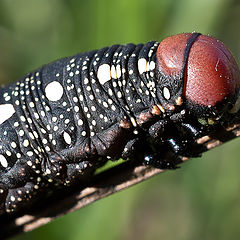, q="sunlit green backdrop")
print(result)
[1,0,240,239]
